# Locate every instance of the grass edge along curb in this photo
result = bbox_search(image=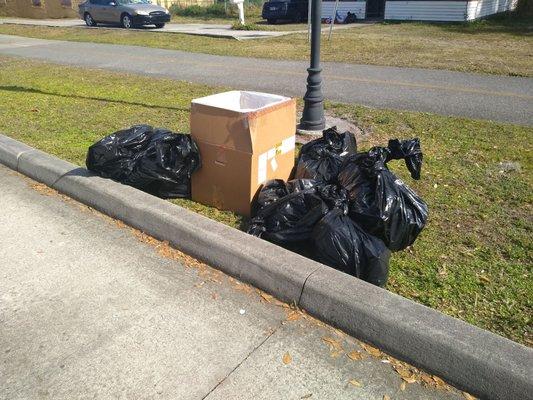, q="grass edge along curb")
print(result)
[1,133,532,400]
